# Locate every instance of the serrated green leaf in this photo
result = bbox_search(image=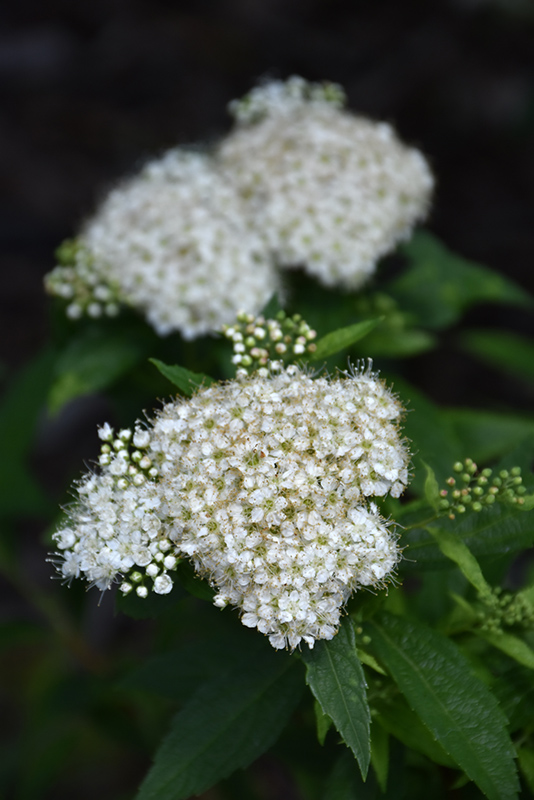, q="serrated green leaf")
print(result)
[48,327,150,413]
[149,358,215,396]
[400,503,534,571]
[460,329,534,384]
[309,318,382,362]
[390,231,532,329]
[136,646,303,800]
[422,461,440,511]
[425,526,491,595]
[314,699,333,746]
[302,619,370,778]
[443,408,534,464]
[476,629,534,670]
[366,612,519,800]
